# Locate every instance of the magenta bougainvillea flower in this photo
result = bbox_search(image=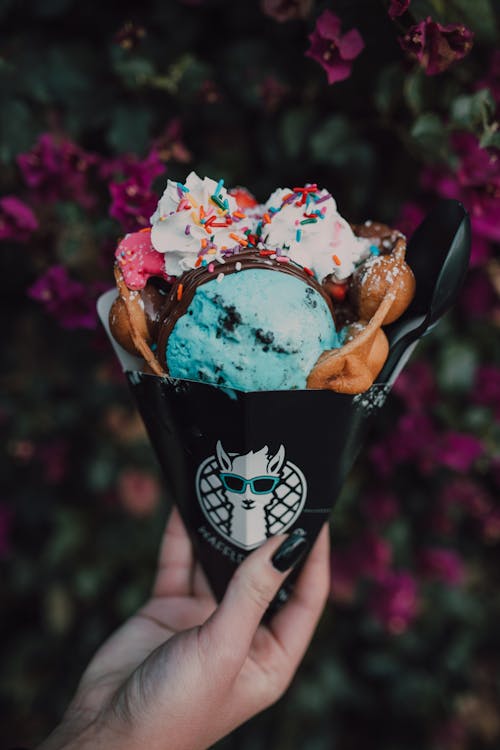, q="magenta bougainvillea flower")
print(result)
[419,548,465,586]
[440,476,493,519]
[388,0,410,19]
[306,10,364,85]
[261,0,313,22]
[369,571,419,634]
[400,17,474,76]
[395,201,425,239]
[473,365,500,420]
[436,432,484,473]
[460,271,498,318]
[392,360,437,413]
[369,412,438,477]
[153,119,192,164]
[331,532,392,603]
[28,265,99,329]
[0,196,38,242]
[109,180,160,232]
[17,133,98,209]
[100,148,165,185]
[422,133,500,266]
[105,149,165,233]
